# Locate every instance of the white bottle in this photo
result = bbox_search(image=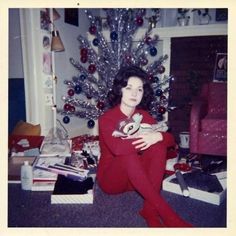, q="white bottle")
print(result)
[21,161,33,190]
